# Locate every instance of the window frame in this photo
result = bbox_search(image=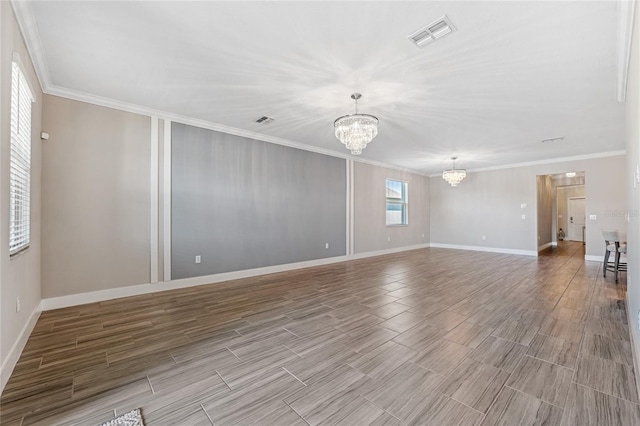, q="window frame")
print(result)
[9,60,34,256]
[385,178,408,226]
